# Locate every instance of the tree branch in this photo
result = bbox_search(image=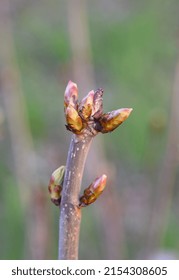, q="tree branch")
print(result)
[48,80,132,259]
[58,133,93,259]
